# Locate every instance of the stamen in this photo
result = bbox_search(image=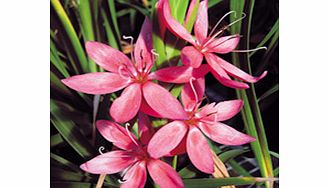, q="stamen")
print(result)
[233,46,267,53]
[203,13,246,48]
[208,11,237,37]
[201,35,241,53]
[151,49,159,61]
[98,146,105,155]
[118,65,129,79]
[189,77,199,111]
[118,179,127,184]
[125,123,140,147]
[123,35,135,63]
